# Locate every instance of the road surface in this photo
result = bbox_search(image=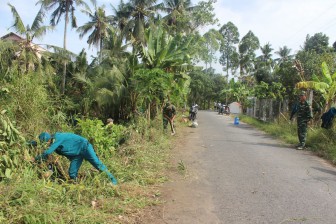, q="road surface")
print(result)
[143,110,336,224]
